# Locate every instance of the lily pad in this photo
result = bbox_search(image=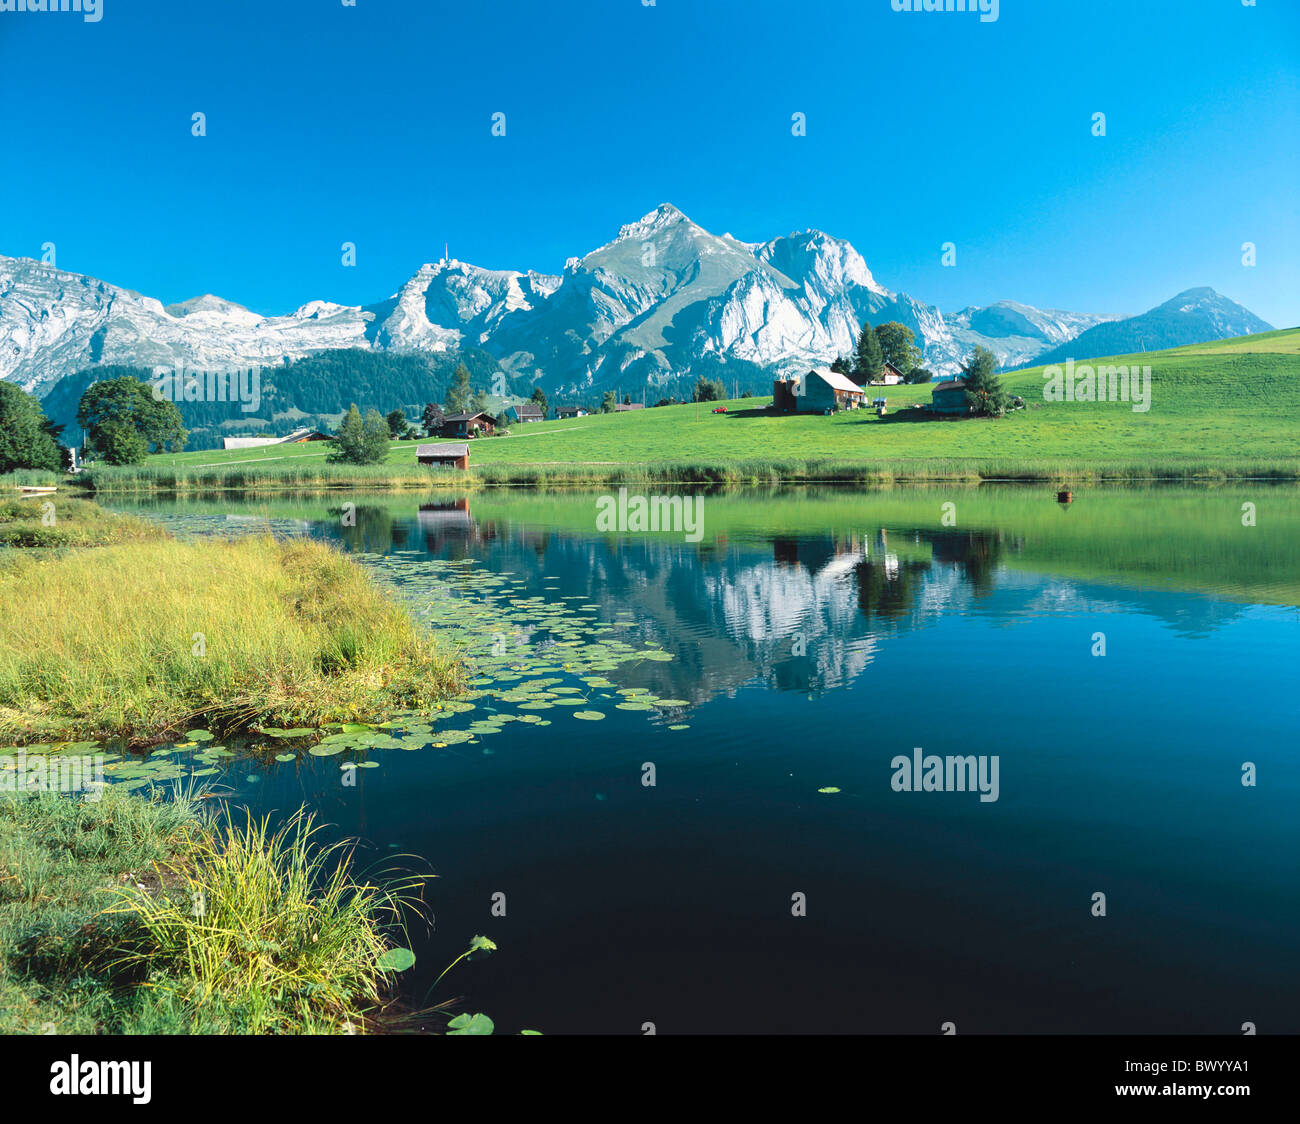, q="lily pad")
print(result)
[376,947,416,973]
